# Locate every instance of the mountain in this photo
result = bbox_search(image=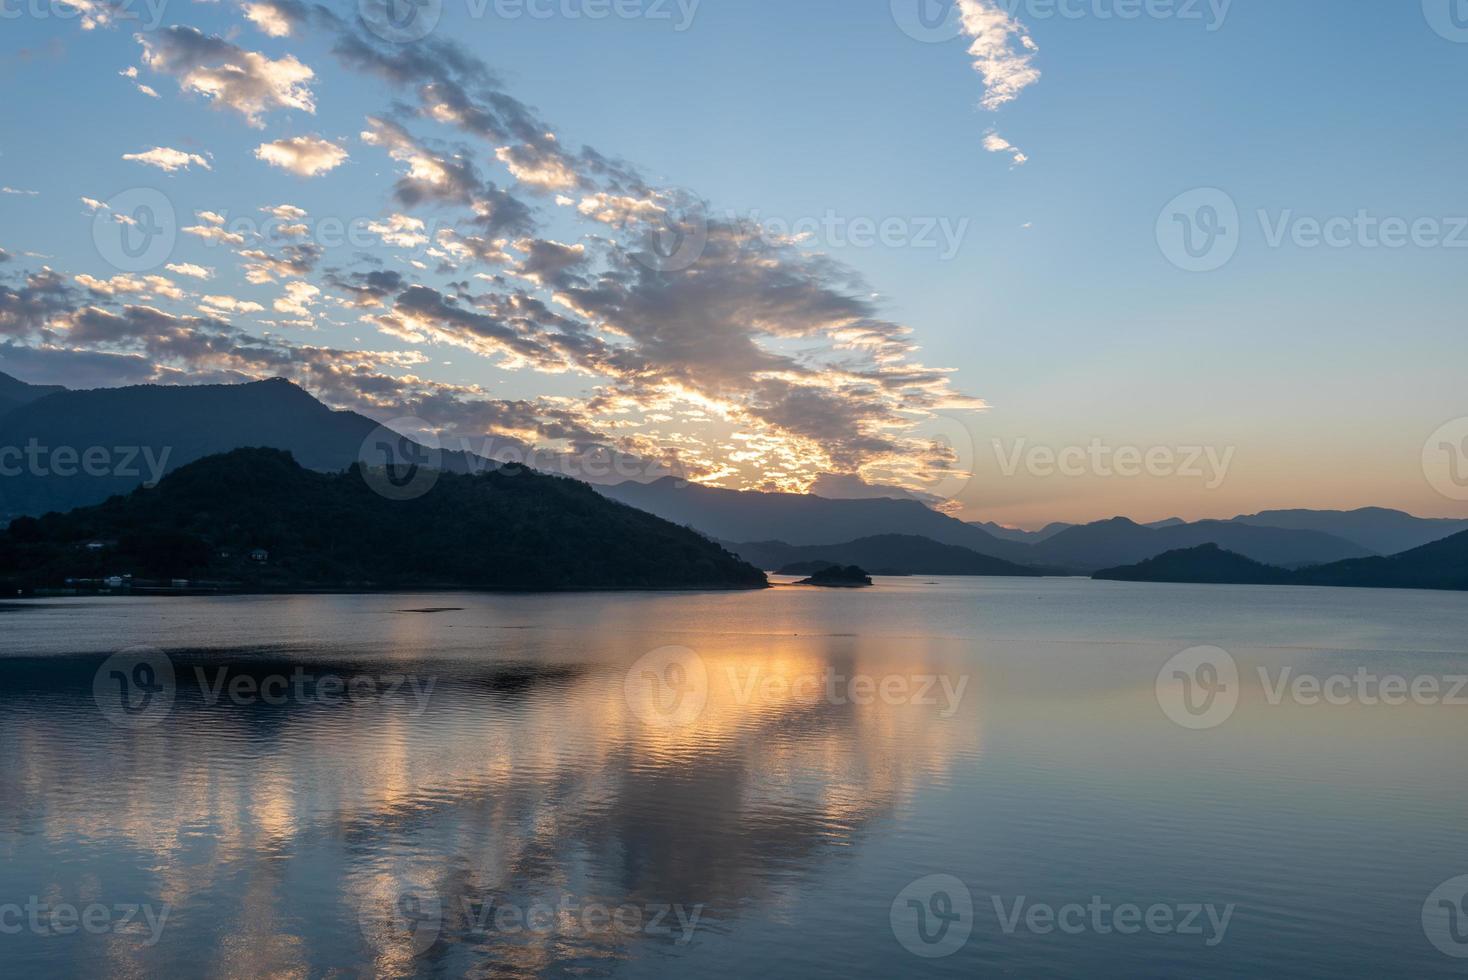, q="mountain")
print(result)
[1028,517,1370,572]
[598,477,1037,562]
[1094,544,1292,585]
[0,371,65,418]
[0,376,493,521]
[1292,529,1468,591]
[1094,531,1468,592]
[725,534,1049,577]
[1230,508,1468,555]
[597,480,1380,573]
[967,520,1073,544]
[0,448,766,593]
